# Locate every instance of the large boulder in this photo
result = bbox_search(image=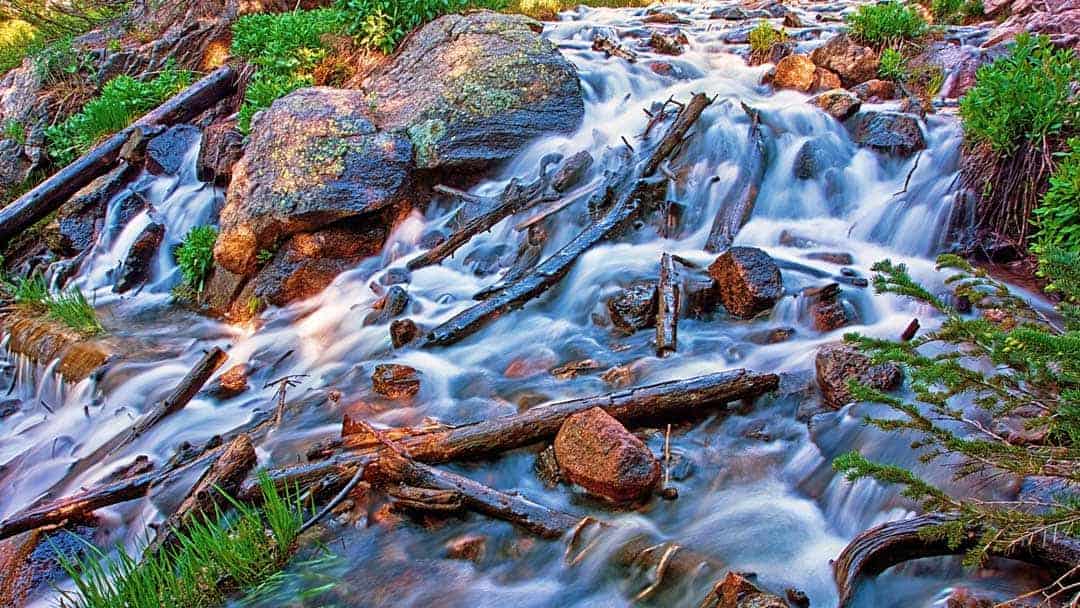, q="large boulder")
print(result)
[815,343,902,409]
[849,111,926,156]
[810,33,879,87]
[708,247,784,319]
[365,11,584,170]
[772,54,841,92]
[554,407,660,502]
[214,87,414,277]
